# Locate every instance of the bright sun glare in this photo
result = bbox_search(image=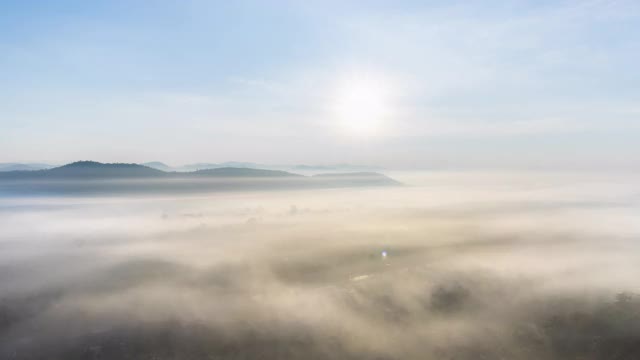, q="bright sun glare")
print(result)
[332,72,394,137]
